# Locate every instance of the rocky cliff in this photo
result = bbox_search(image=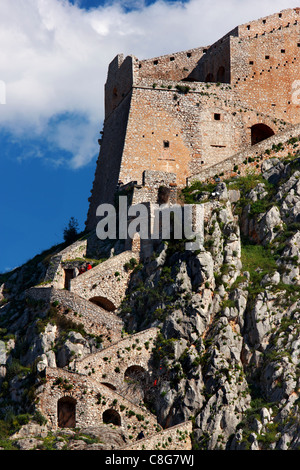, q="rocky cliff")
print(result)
[0,150,299,450]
